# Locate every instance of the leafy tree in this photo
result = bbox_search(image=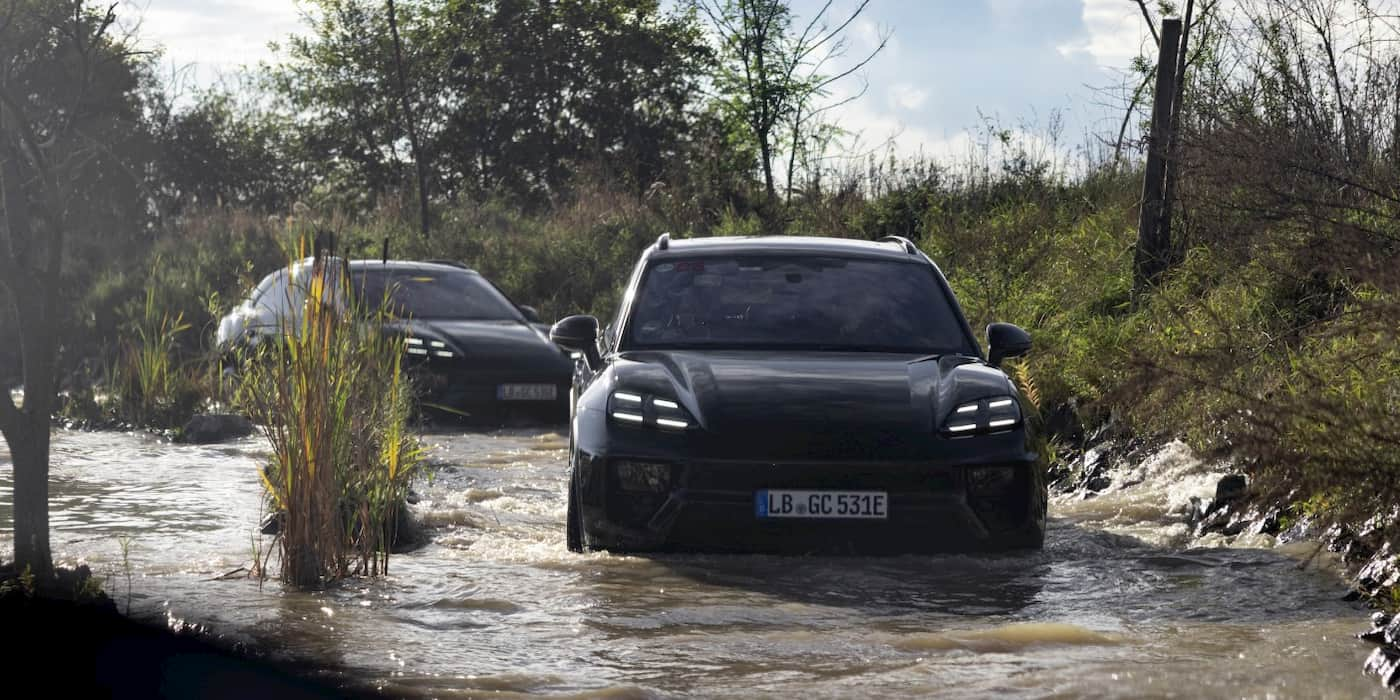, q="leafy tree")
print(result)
[0,0,150,584]
[435,0,709,202]
[266,0,431,210]
[386,0,431,235]
[695,0,886,211]
[147,84,306,214]
[268,0,710,209]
